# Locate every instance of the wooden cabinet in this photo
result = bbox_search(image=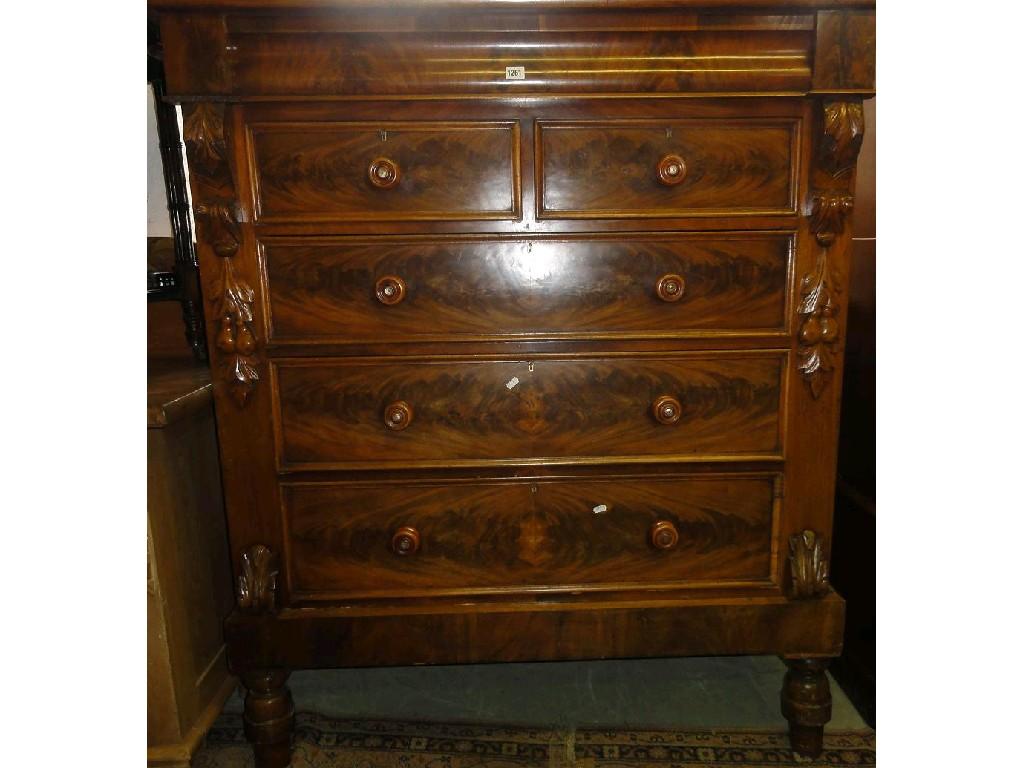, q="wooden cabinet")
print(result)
[147,362,235,768]
[150,2,874,764]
